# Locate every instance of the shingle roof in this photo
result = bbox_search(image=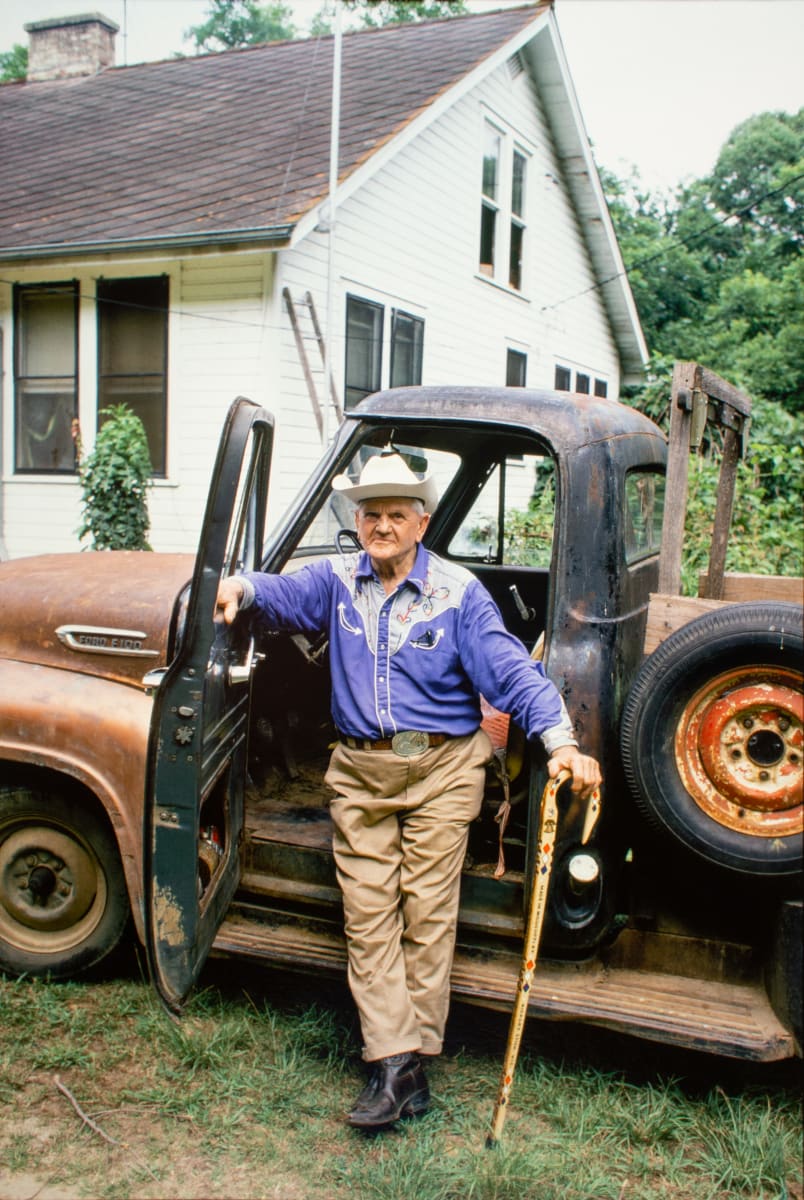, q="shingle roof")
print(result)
[0,4,545,257]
